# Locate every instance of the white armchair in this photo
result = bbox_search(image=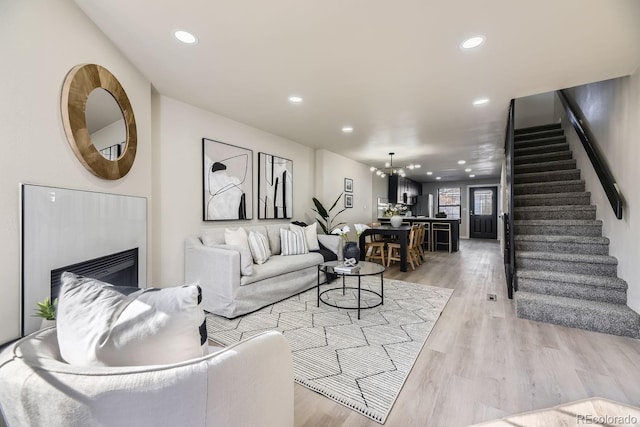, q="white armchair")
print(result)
[0,328,293,427]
